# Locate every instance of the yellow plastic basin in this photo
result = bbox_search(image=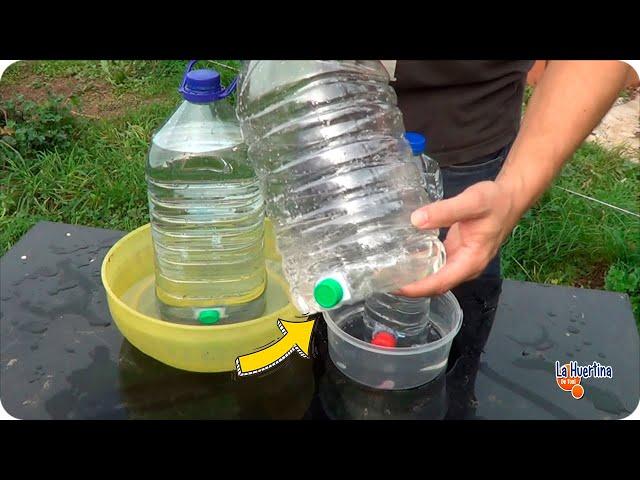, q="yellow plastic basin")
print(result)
[101,219,307,373]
